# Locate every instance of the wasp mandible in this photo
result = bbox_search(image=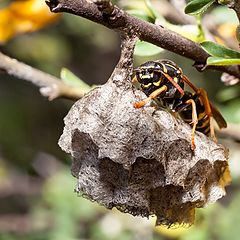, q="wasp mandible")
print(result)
[132,60,227,150]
